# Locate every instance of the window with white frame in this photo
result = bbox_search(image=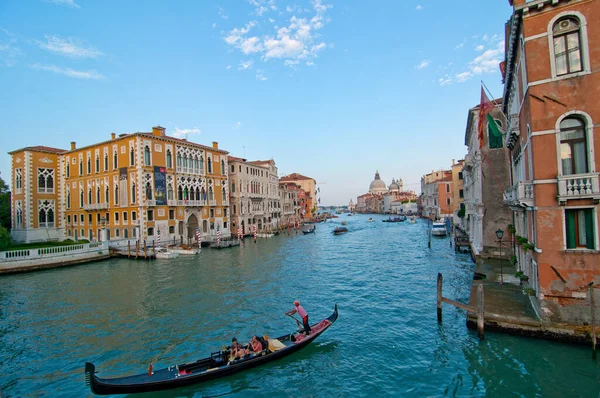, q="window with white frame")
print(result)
[565,208,595,249]
[144,145,151,166]
[15,168,22,194]
[560,117,588,175]
[15,201,23,228]
[38,200,55,227]
[37,168,54,193]
[553,17,583,76]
